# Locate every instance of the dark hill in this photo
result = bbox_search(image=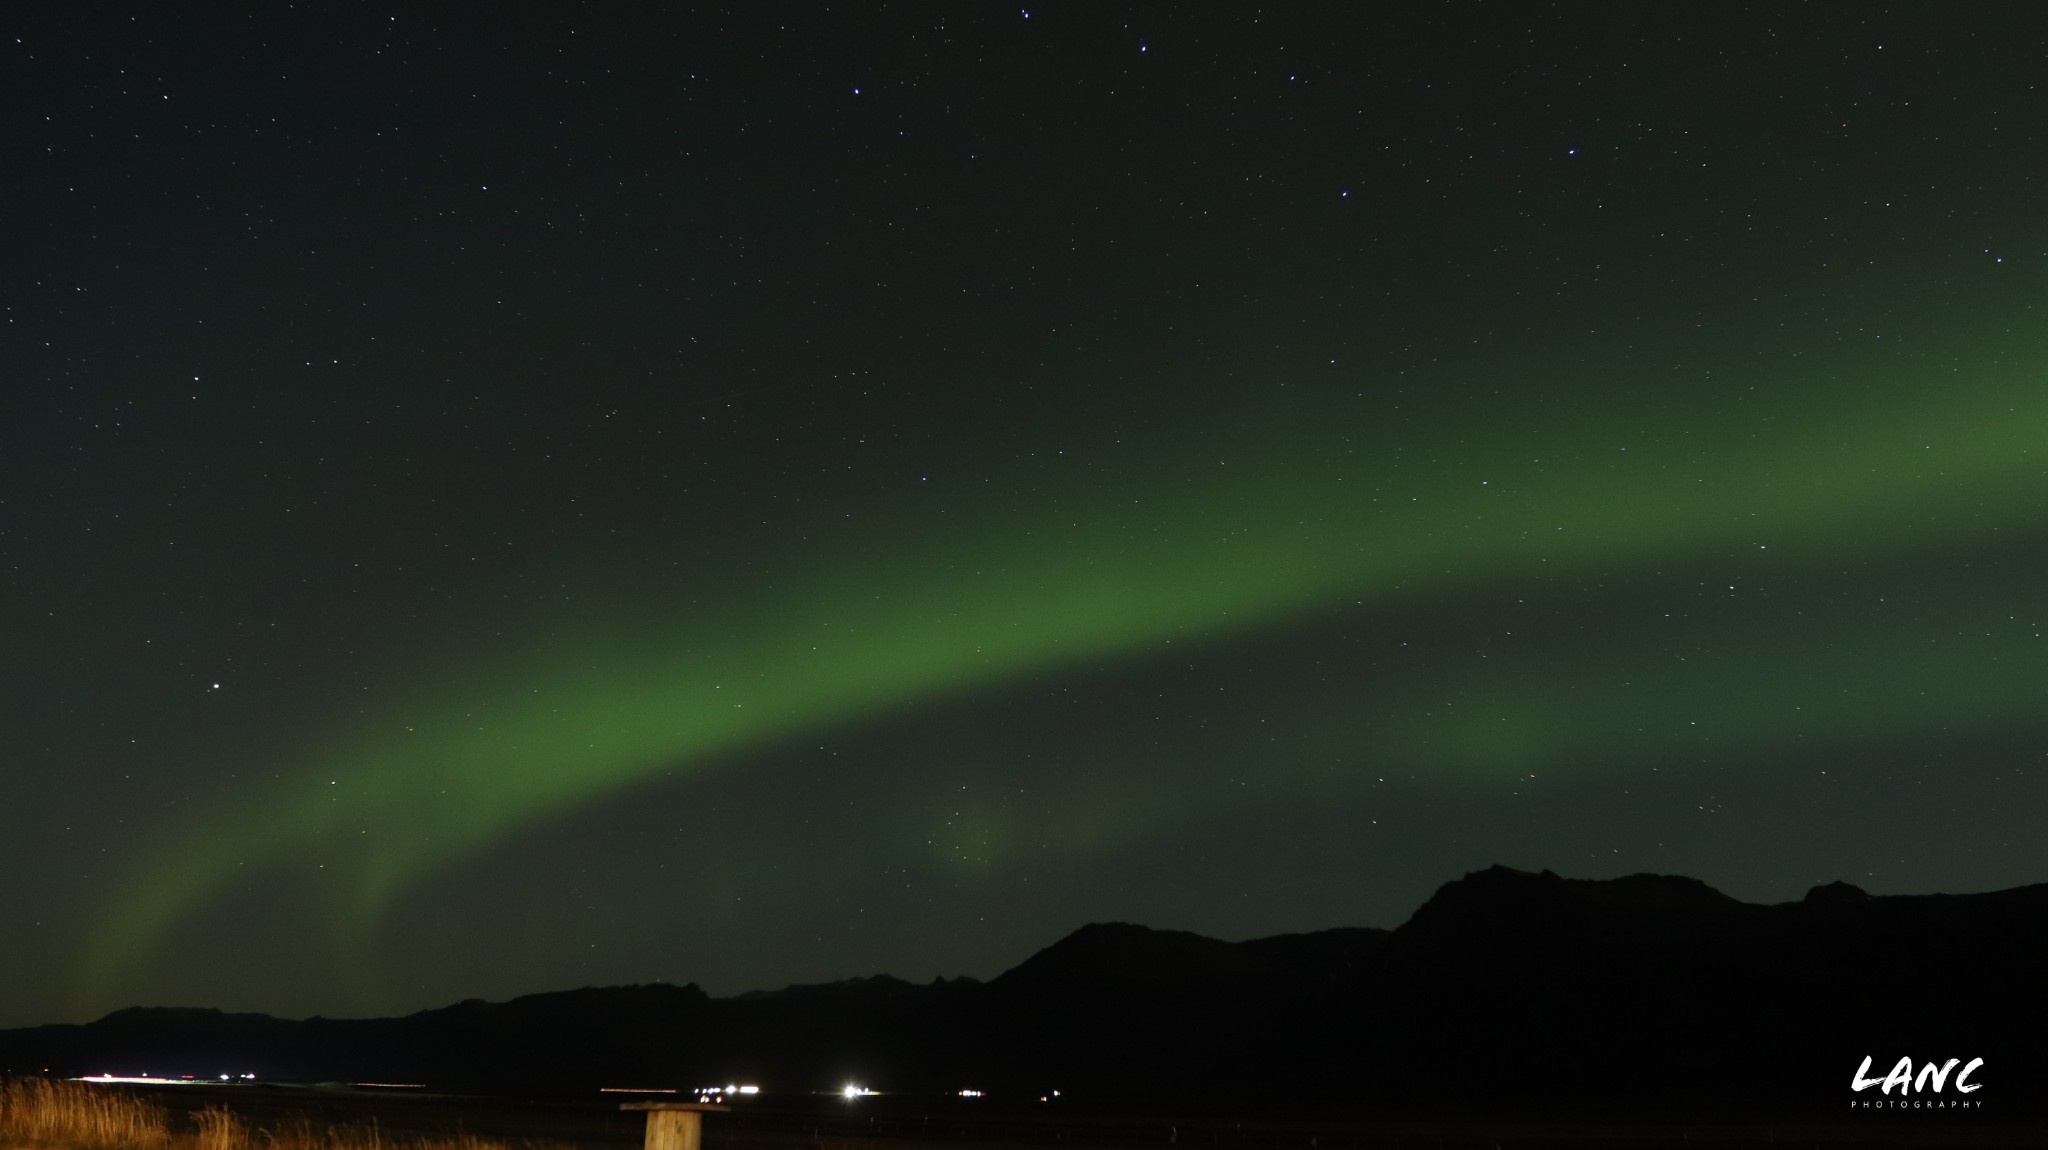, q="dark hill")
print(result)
[5,868,2042,1122]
